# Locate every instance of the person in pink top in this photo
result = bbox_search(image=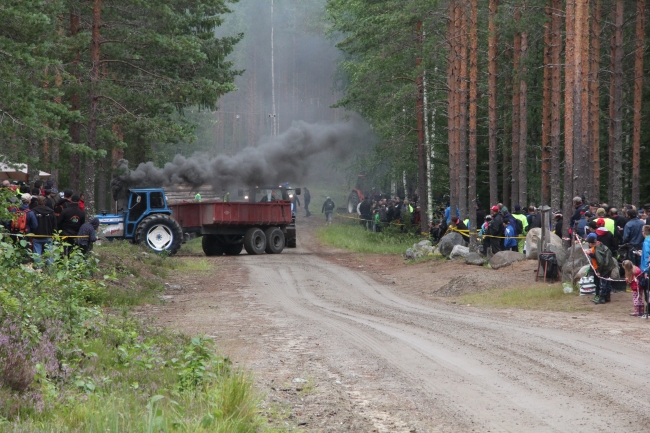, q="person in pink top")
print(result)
[623,260,645,317]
